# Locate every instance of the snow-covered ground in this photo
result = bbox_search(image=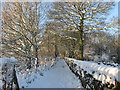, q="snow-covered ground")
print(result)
[0,80,2,89]
[2,57,119,88]
[17,59,82,88]
[0,57,18,89]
